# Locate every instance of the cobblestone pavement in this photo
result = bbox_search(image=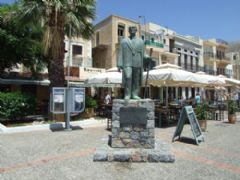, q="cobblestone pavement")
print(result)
[1,120,240,180]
